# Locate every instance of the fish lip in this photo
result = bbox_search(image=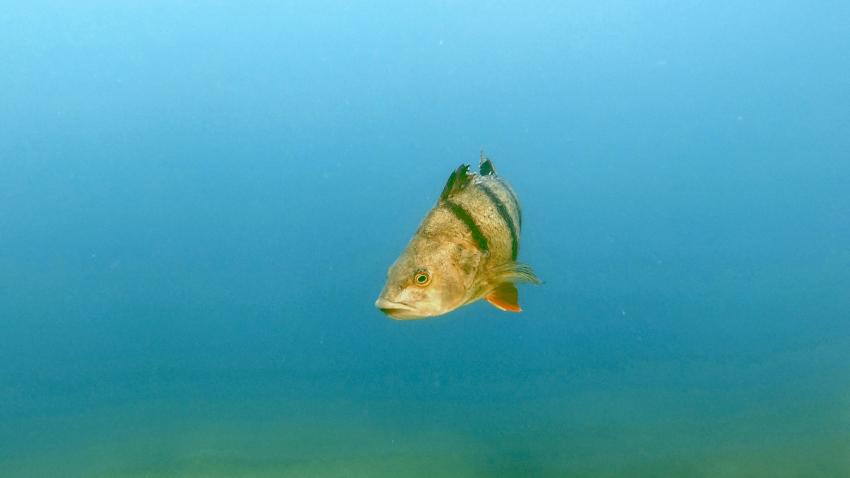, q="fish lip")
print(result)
[375,298,414,310]
[375,298,420,318]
